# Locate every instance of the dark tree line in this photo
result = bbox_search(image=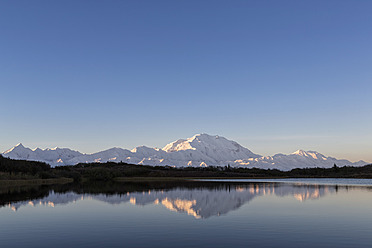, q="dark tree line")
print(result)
[0,154,50,175]
[1,154,372,181]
